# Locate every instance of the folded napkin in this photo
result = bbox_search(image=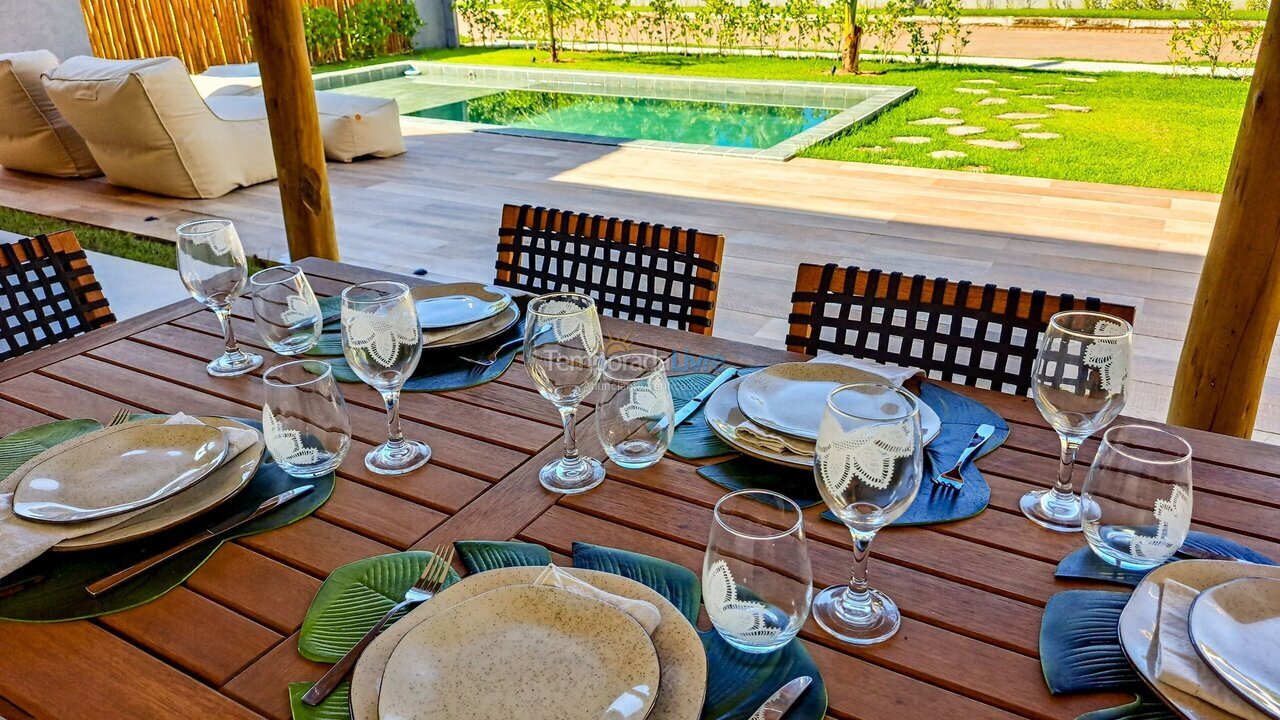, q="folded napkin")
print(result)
[710,418,815,458]
[809,354,922,387]
[534,564,662,635]
[0,414,258,581]
[1154,580,1268,720]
